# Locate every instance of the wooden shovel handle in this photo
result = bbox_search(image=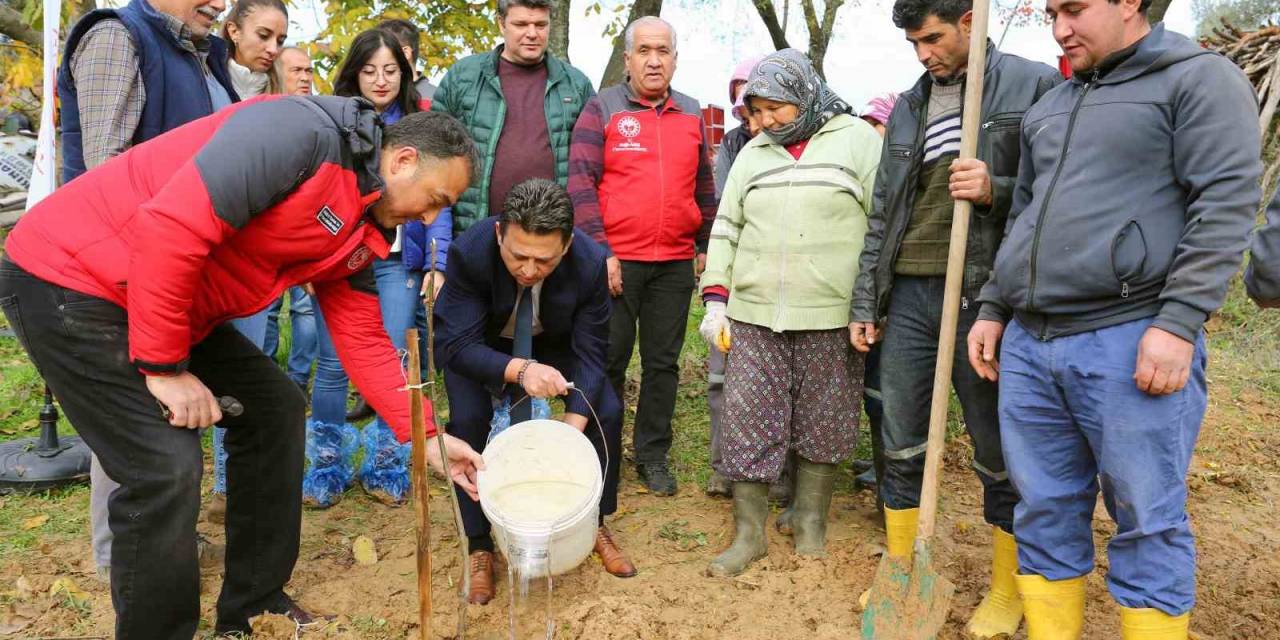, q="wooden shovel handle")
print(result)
[916,0,992,542]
